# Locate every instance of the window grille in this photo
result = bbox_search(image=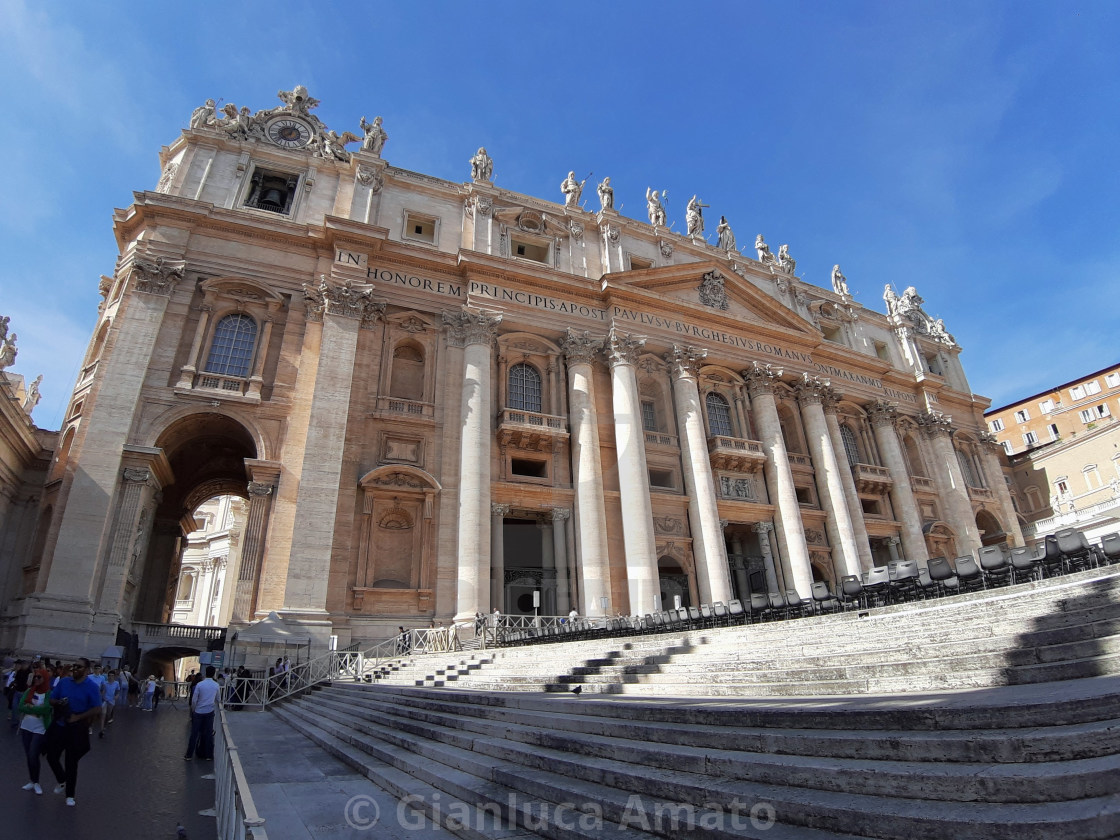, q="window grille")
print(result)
[204,314,257,378]
[839,425,860,467]
[508,363,542,413]
[705,392,733,437]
